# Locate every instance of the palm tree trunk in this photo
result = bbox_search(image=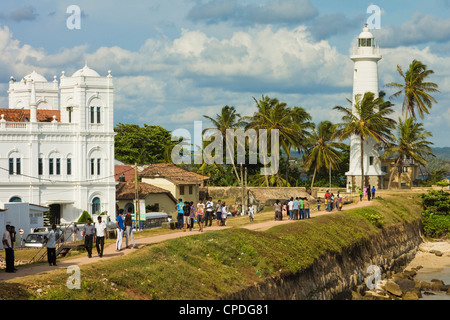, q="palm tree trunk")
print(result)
[310,167,317,190]
[360,136,365,189]
[387,158,399,190]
